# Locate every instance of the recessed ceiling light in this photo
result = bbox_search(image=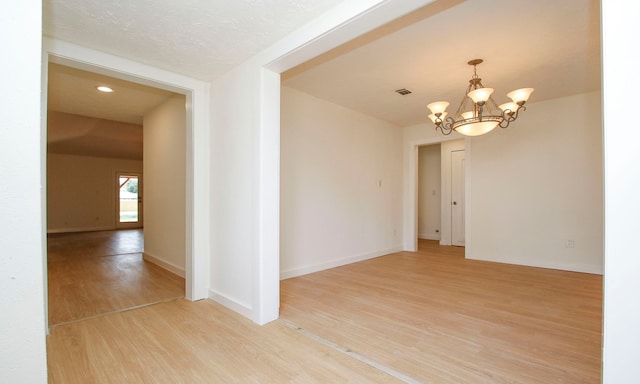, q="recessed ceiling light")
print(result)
[97,86,114,93]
